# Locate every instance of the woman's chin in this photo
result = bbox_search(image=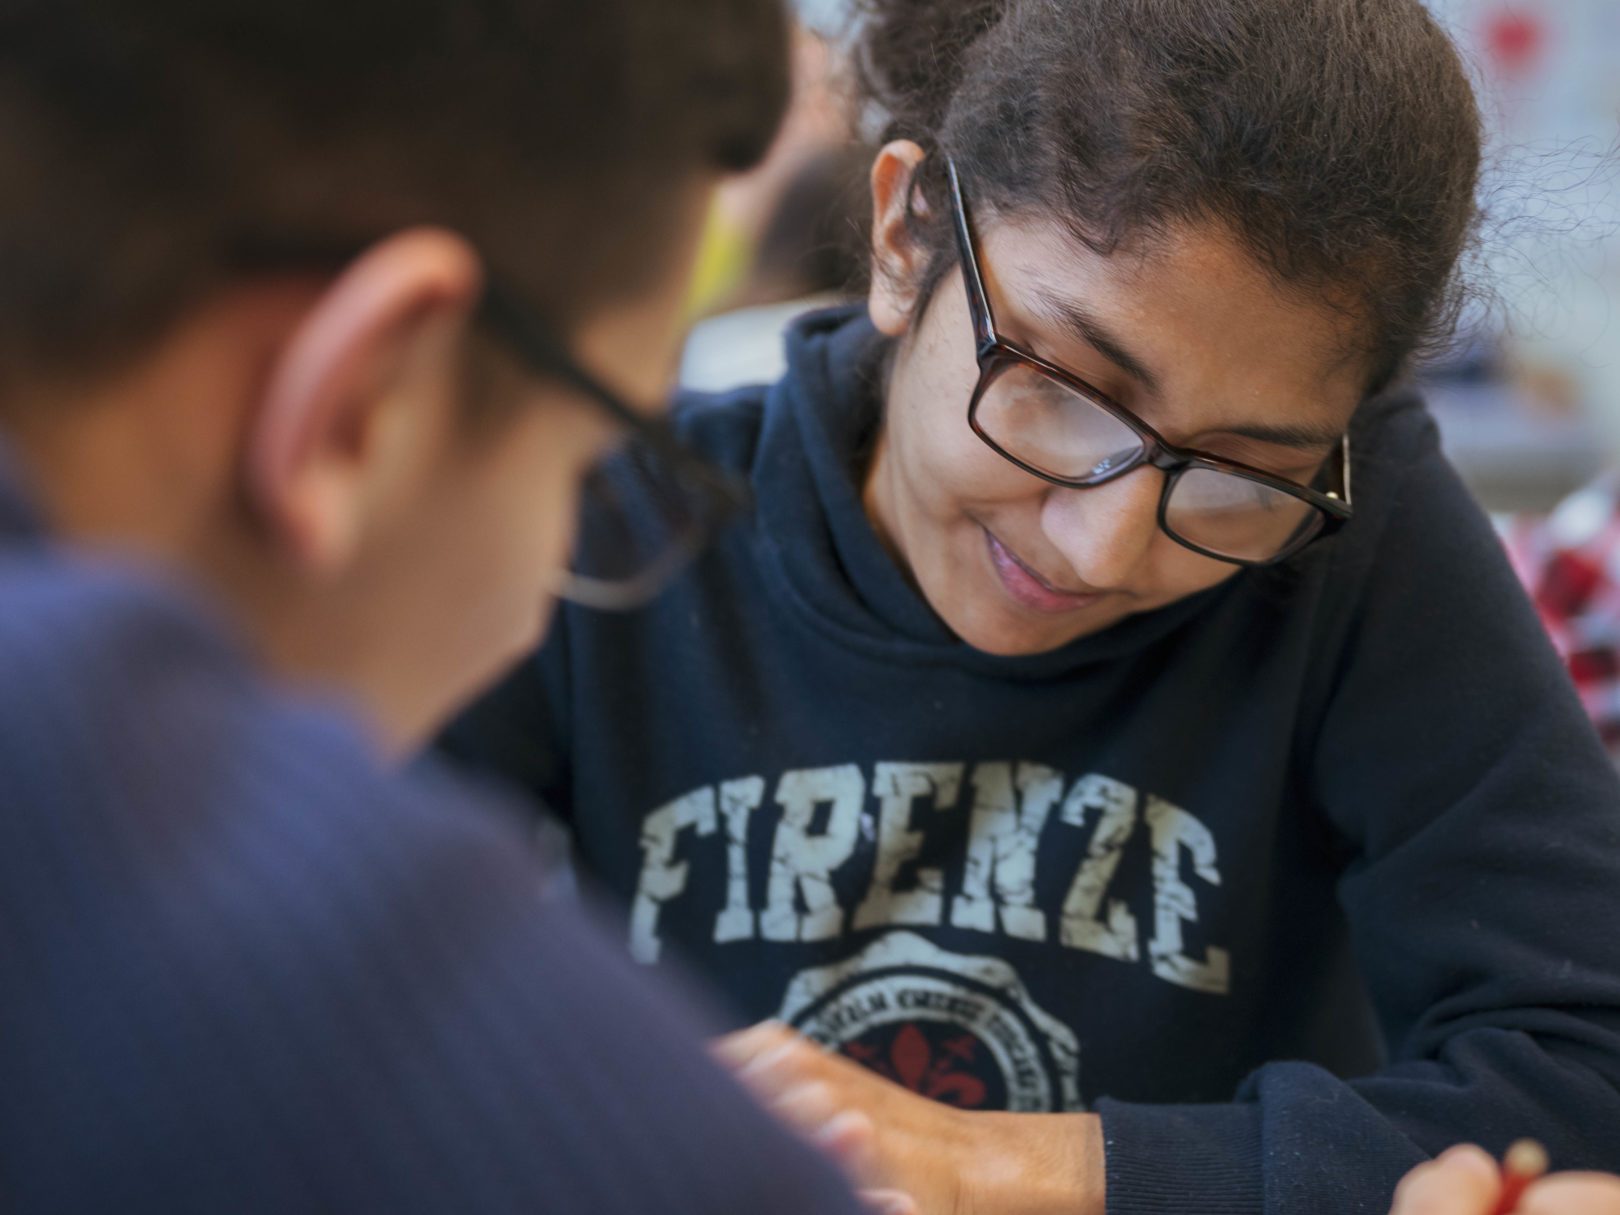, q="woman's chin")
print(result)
[933,592,1104,657]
